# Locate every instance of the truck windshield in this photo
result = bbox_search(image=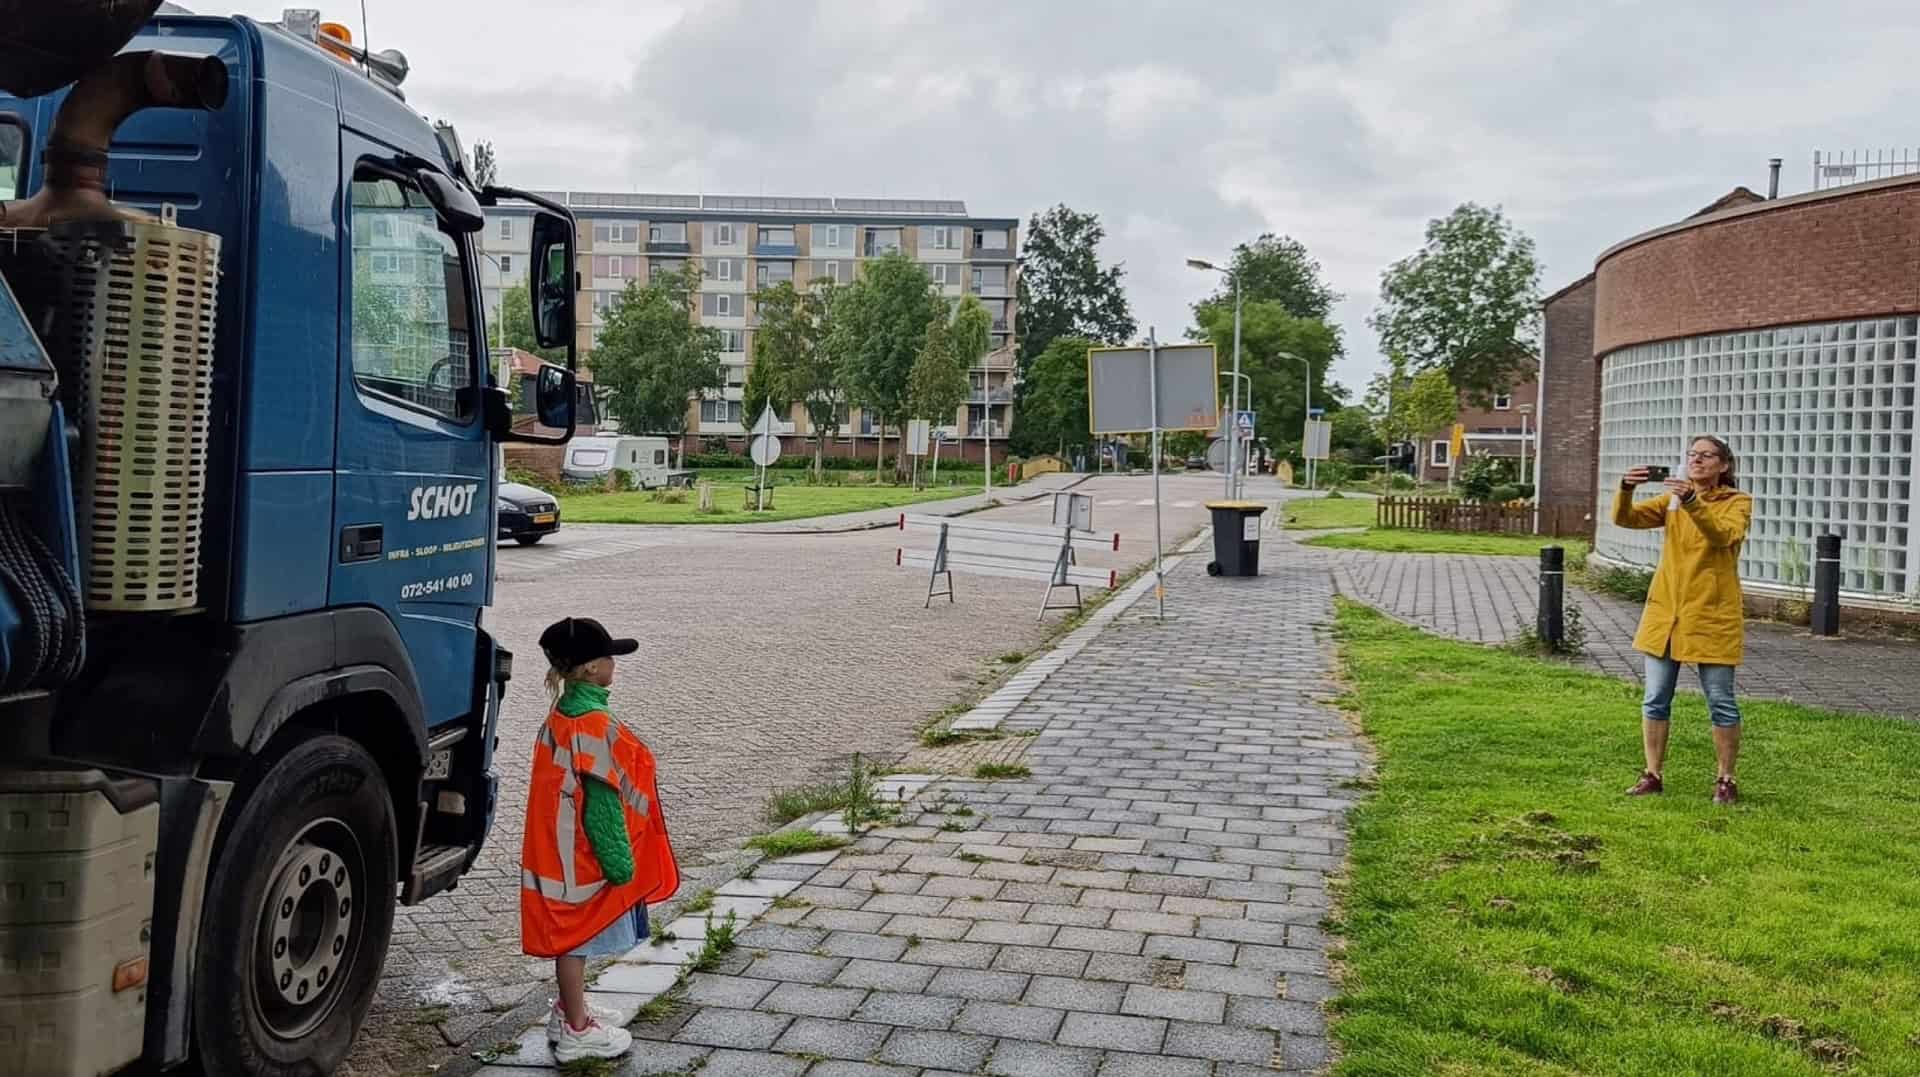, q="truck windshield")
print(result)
[348,168,476,422]
[0,119,24,198]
